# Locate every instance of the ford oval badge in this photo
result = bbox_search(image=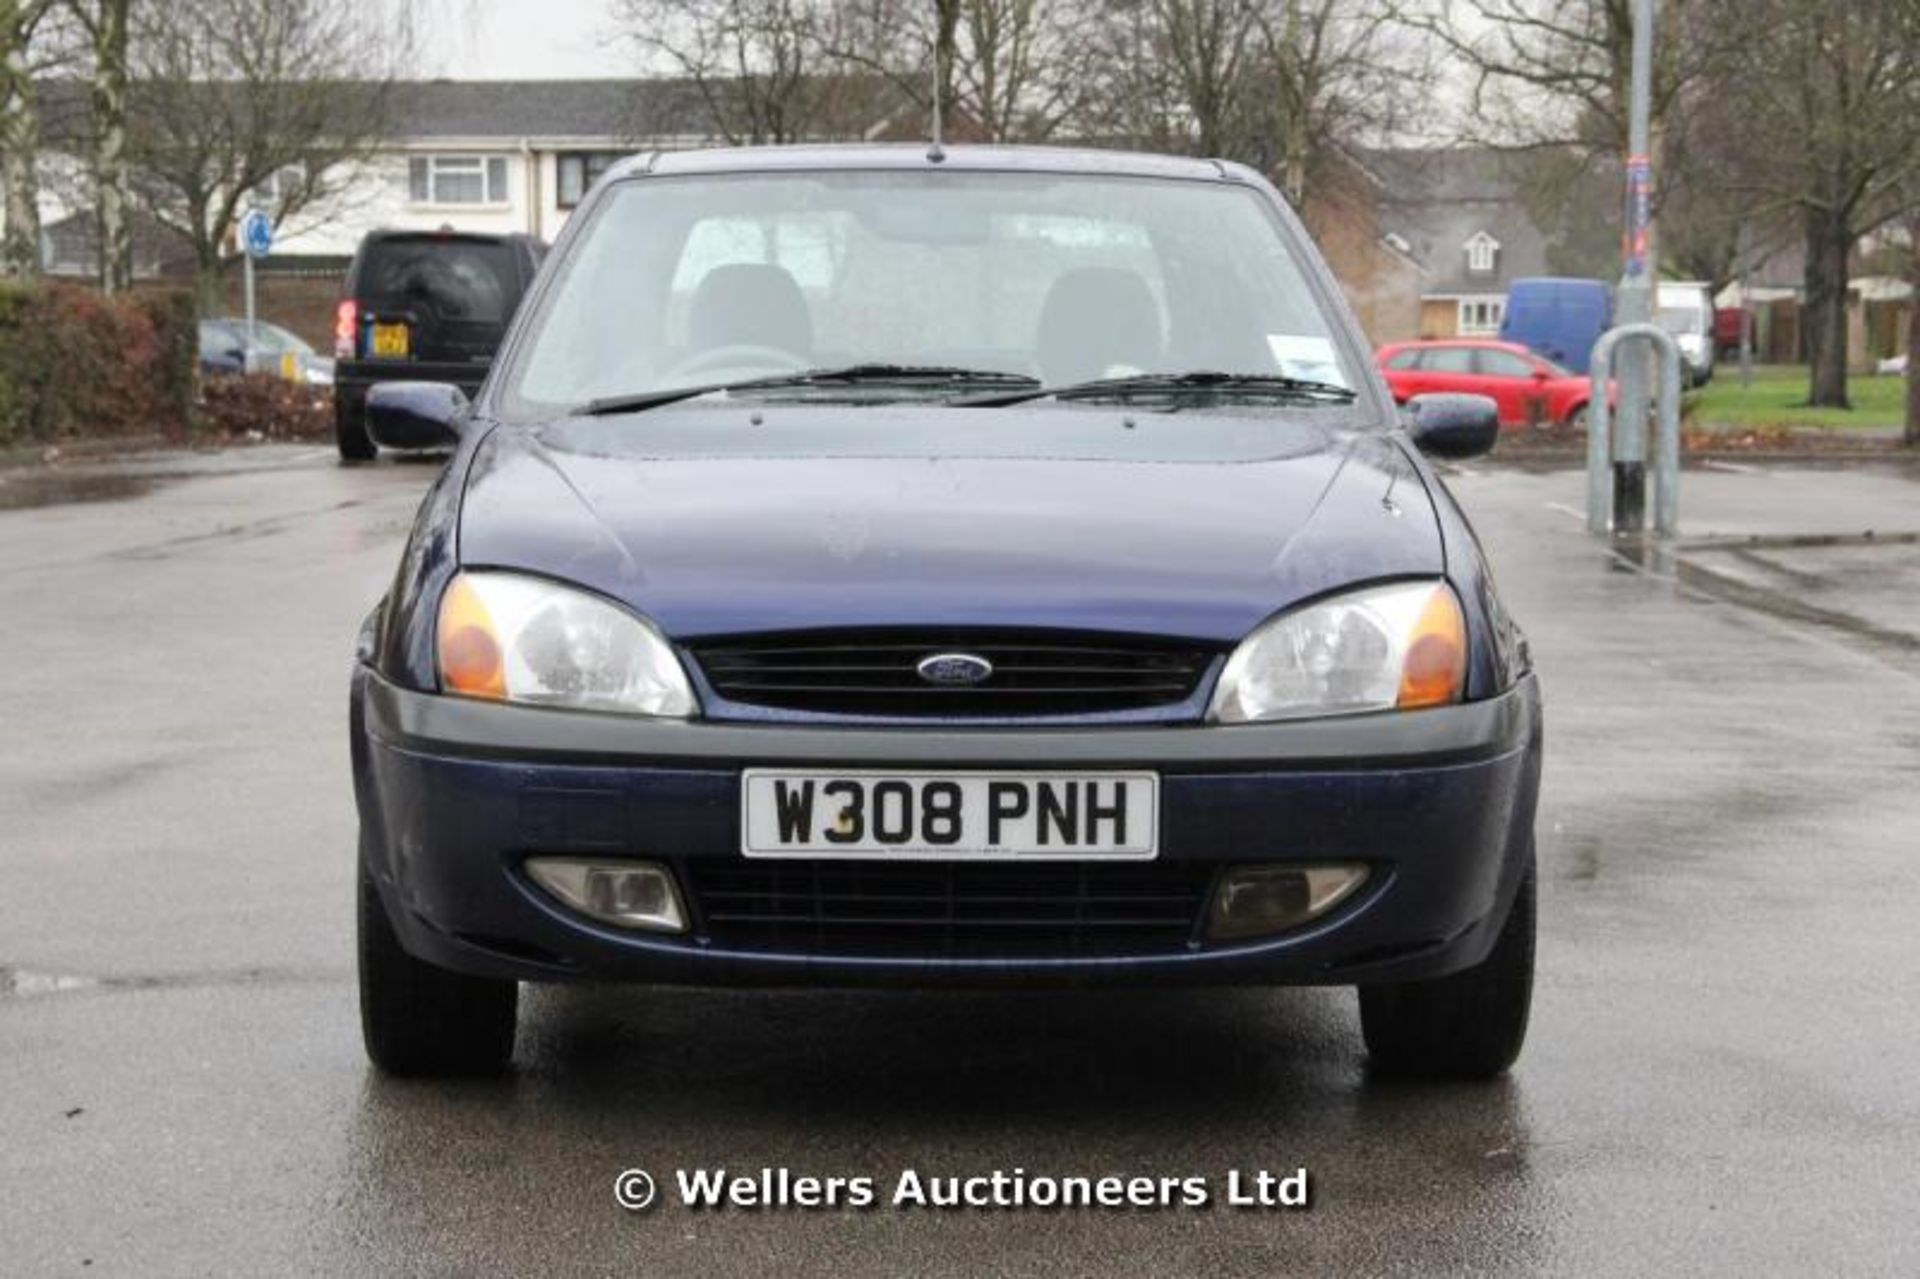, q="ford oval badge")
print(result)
[916,653,994,686]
